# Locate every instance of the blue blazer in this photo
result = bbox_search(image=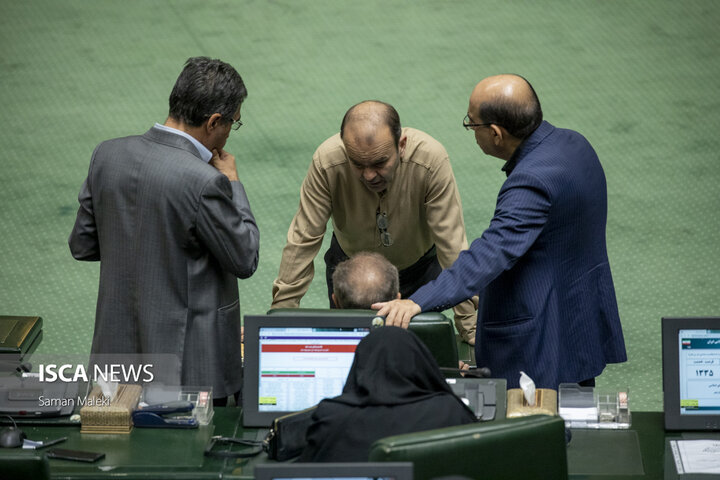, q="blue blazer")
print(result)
[411,121,626,388]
